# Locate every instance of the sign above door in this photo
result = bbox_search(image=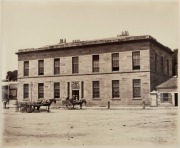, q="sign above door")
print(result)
[71,81,80,89]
